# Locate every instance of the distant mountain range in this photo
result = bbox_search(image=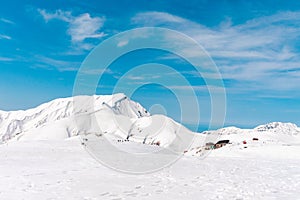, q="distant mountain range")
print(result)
[1,94,299,156]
